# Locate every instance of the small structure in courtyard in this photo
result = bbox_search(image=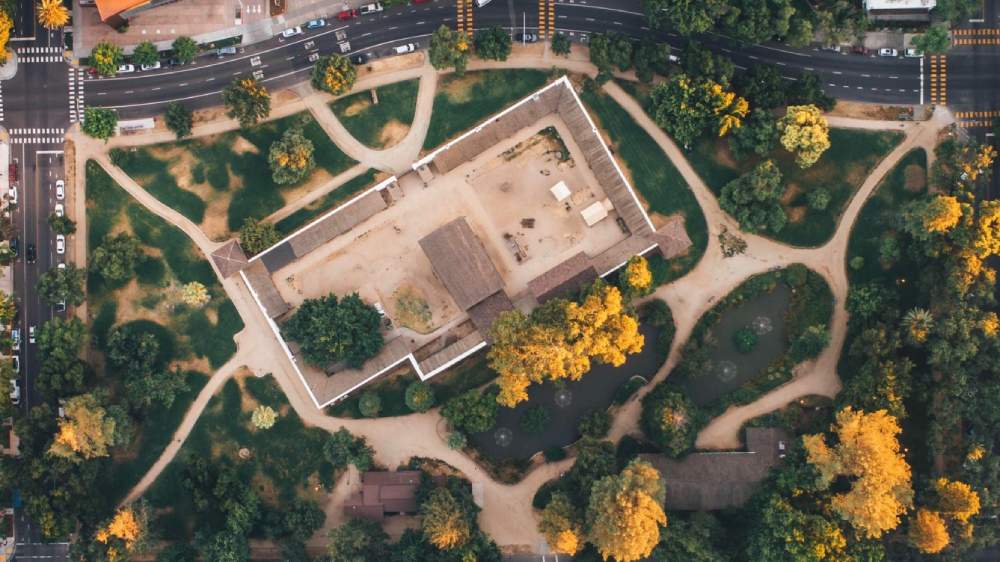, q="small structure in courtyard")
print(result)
[343,470,422,521]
